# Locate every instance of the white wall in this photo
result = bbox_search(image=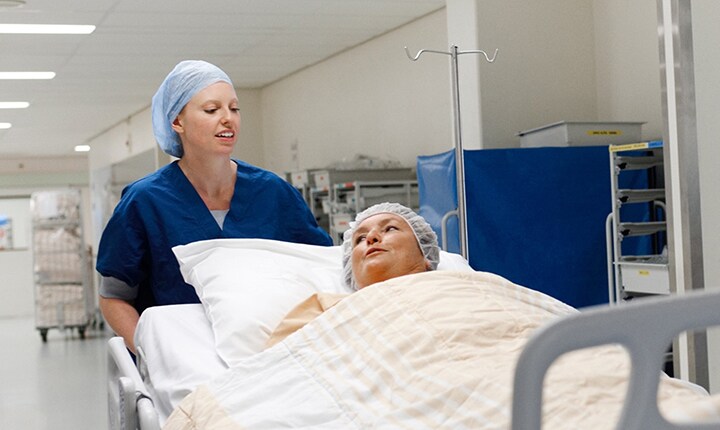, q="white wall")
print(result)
[0,157,89,191]
[258,0,658,160]
[260,9,451,174]
[235,89,265,168]
[454,0,662,148]
[445,0,484,149]
[691,0,720,393]
[593,0,664,140]
[0,248,33,318]
[257,1,613,162]
[476,0,598,148]
[0,197,31,249]
[87,109,155,172]
[0,197,33,318]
